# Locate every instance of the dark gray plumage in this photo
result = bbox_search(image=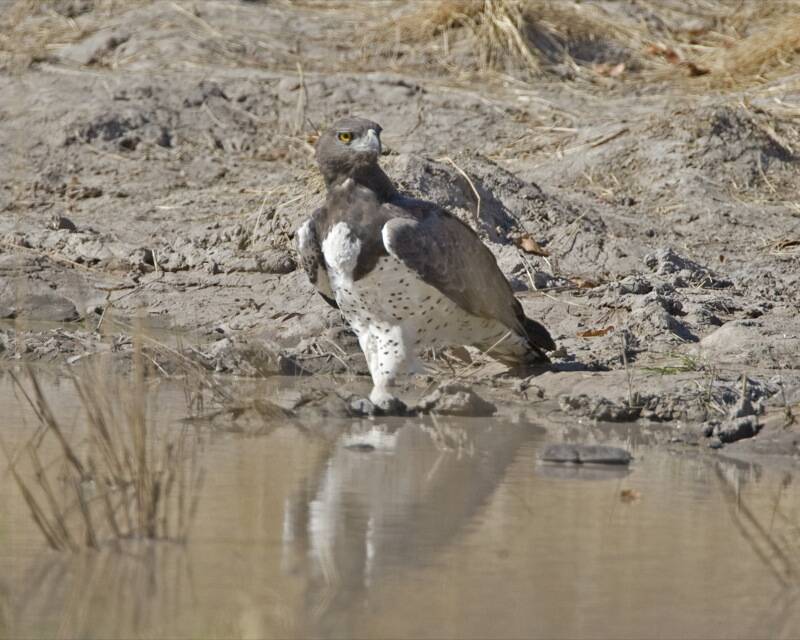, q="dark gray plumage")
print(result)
[296,116,555,410]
